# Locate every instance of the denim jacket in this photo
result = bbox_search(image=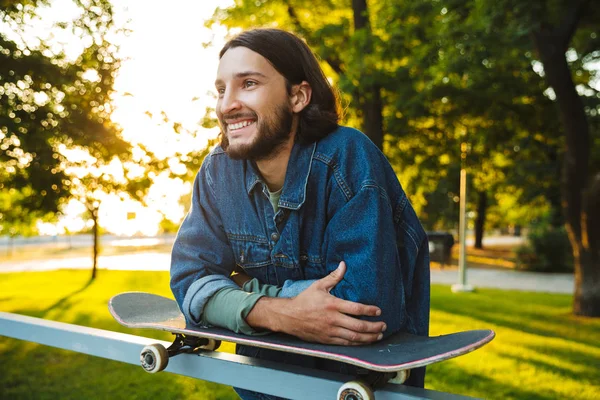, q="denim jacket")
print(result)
[170,126,430,386]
